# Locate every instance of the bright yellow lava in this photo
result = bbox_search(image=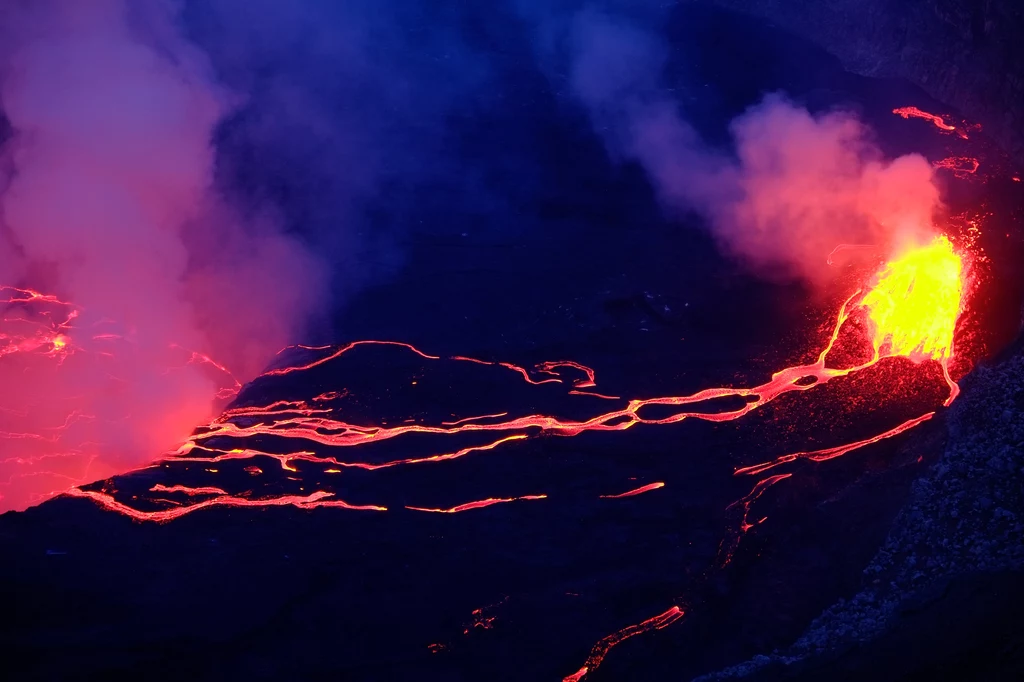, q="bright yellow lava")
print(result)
[861,235,963,362]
